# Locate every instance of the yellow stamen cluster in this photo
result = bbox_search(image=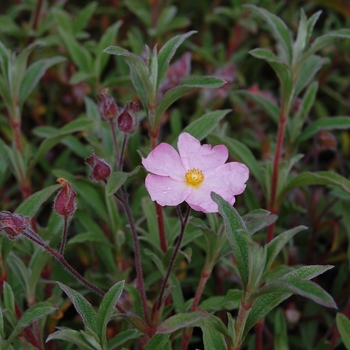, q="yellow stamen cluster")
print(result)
[185,168,204,187]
